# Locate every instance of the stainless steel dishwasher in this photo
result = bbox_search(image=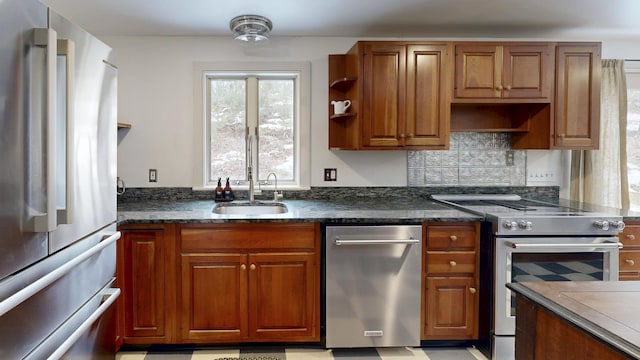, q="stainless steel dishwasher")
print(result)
[325,225,422,348]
